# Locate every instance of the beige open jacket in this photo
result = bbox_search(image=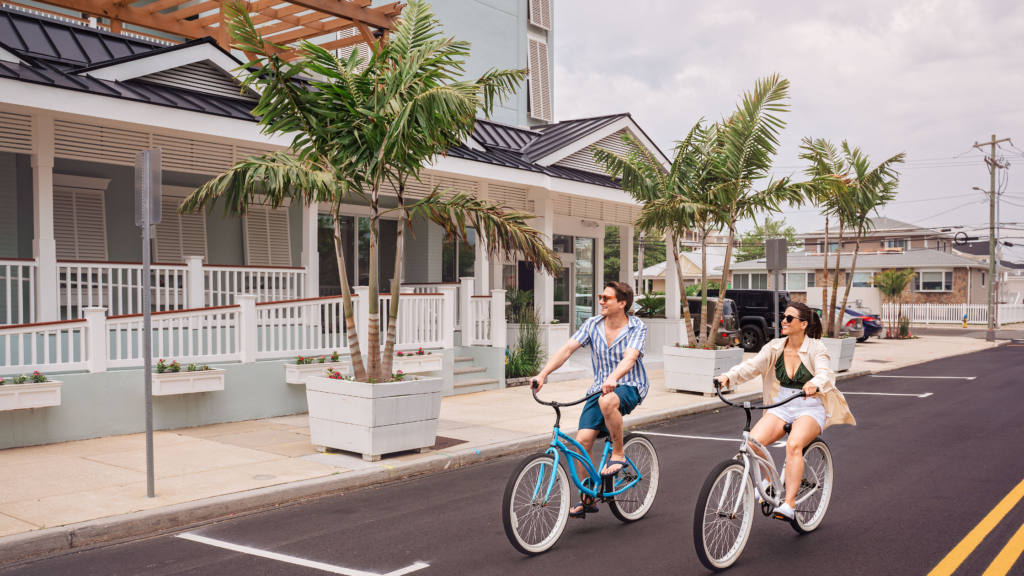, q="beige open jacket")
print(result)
[724,337,856,430]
